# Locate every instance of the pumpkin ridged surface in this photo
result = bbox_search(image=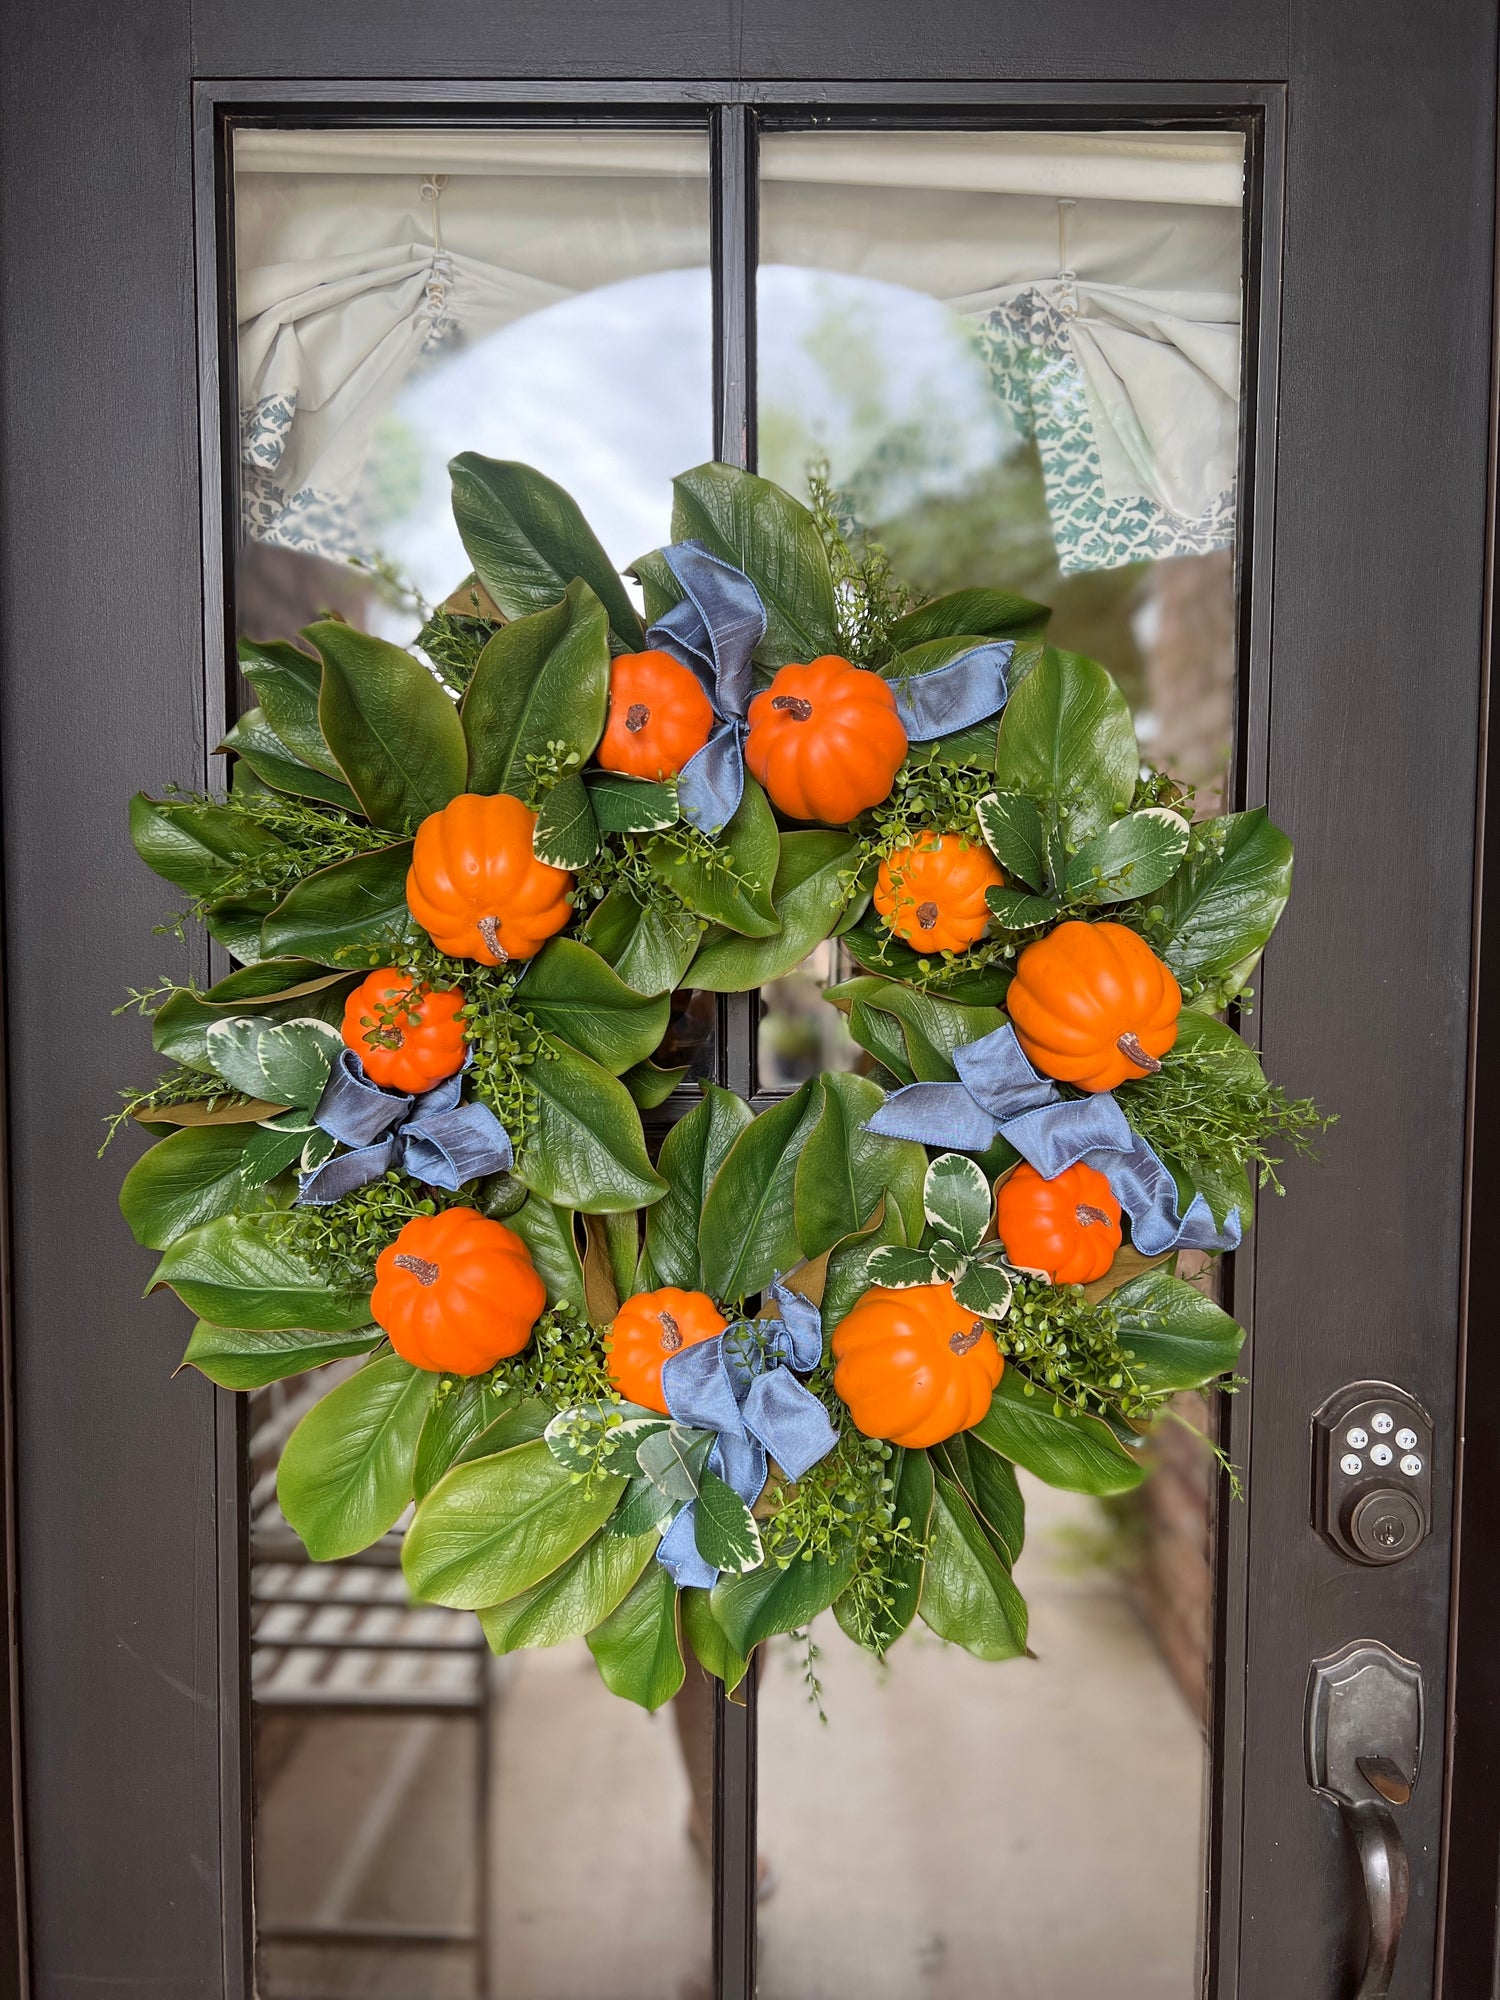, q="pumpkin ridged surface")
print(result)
[597,650,713,780]
[606,1287,728,1415]
[744,656,908,823]
[406,792,573,965]
[995,1160,1122,1284]
[874,830,1004,953]
[832,1282,1003,1448]
[342,969,467,1095]
[371,1208,545,1375]
[1007,919,1181,1092]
